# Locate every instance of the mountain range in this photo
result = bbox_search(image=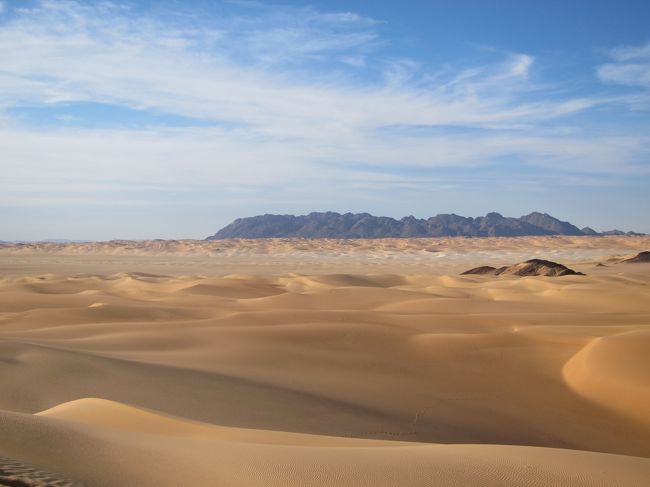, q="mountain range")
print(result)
[206,212,644,239]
